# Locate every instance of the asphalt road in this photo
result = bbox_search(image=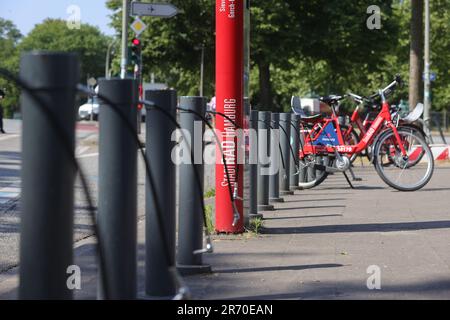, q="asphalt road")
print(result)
[0,119,216,275]
[0,120,104,272]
